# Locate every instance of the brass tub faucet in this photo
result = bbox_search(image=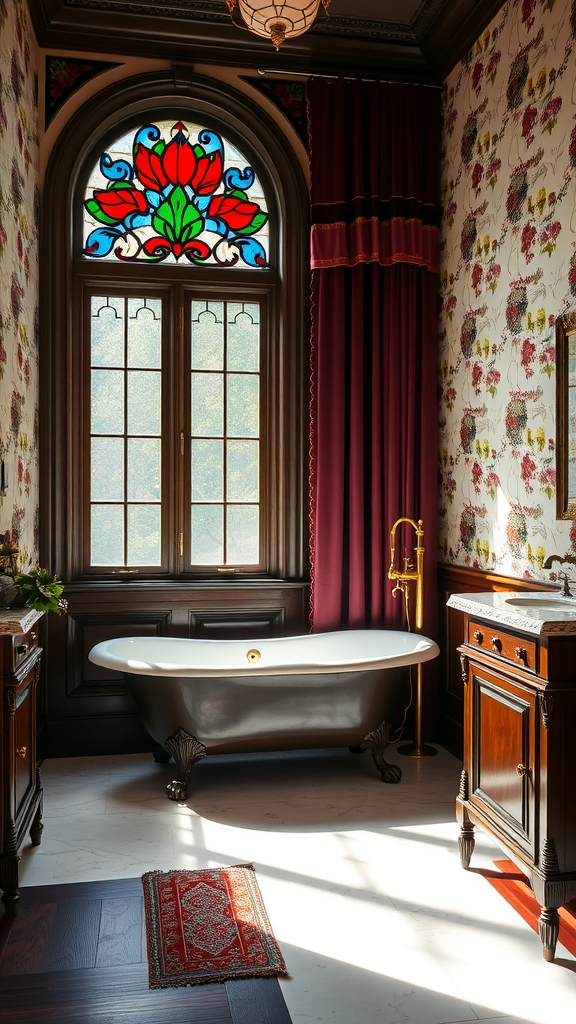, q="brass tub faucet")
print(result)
[388,517,437,759]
